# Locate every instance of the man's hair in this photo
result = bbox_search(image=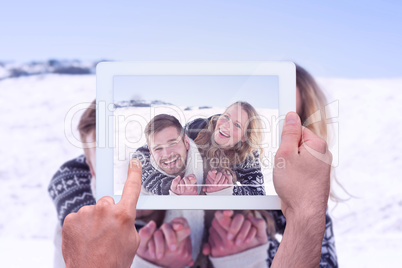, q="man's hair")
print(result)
[144,114,184,144]
[78,100,96,141]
